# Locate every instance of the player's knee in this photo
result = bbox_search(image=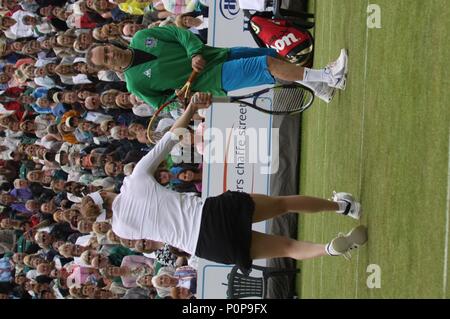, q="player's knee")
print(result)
[266,55,277,70]
[283,238,298,257]
[276,197,289,213]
